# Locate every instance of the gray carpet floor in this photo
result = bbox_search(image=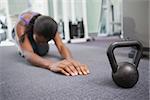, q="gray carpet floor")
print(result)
[0,38,149,100]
